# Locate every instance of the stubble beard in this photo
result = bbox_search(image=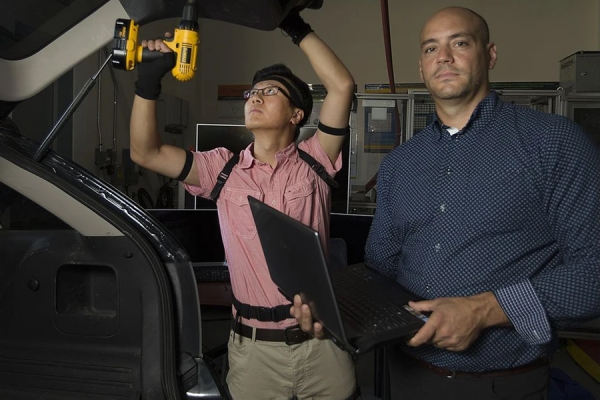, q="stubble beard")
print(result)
[426,69,479,101]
